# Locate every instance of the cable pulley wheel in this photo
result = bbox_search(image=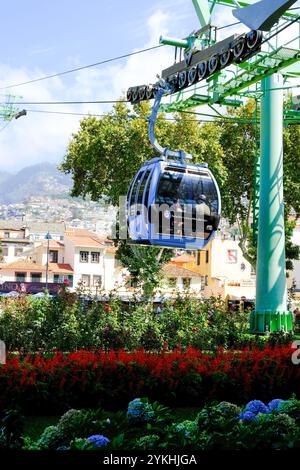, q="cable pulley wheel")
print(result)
[233,39,246,59]
[145,86,154,100]
[246,30,262,49]
[208,55,220,75]
[138,86,147,101]
[219,49,232,67]
[132,88,139,102]
[197,61,207,80]
[188,67,198,85]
